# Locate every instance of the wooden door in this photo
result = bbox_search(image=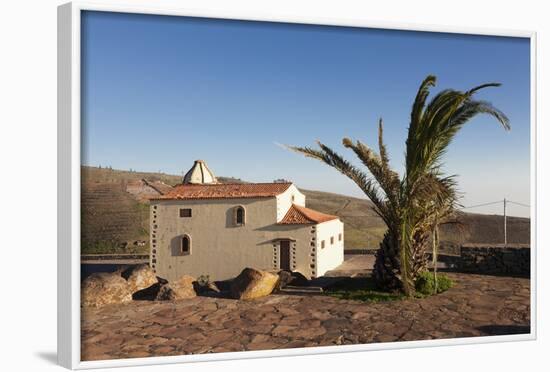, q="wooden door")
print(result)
[280,240,291,271]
